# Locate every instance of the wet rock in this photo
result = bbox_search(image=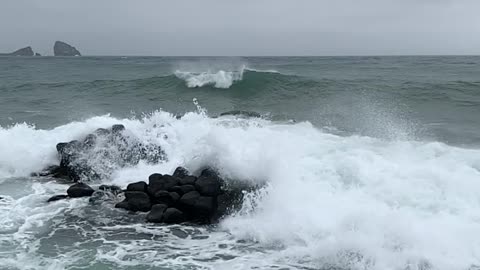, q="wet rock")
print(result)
[94,128,110,136]
[89,190,117,204]
[169,185,196,195]
[54,41,81,56]
[148,174,179,196]
[178,191,201,209]
[200,168,218,178]
[32,165,69,179]
[99,185,122,193]
[179,176,197,185]
[152,191,180,206]
[111,124,125,134]
[146,204,168,223]
[172,167,189,178]
[127,181,148,192]
[83,134,97,148]
[67,183,94,198]
[194,196,215,214]
[115,200,129,210]
[219,110,262,118]
[125,191,151,212]
[47,194,68,202]
[163,208,185,224]
[195,176,222,196]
